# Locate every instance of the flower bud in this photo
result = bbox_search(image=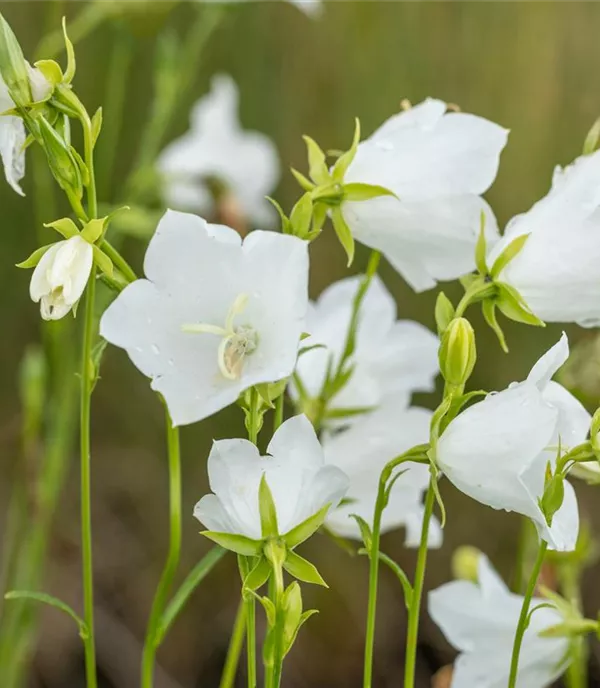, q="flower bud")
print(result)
[37,116,83,198]
[451,545,481,583]
[29,236,93,320]
[591,408,600,454]
[438,317,476,387]
[0,13,32,107]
